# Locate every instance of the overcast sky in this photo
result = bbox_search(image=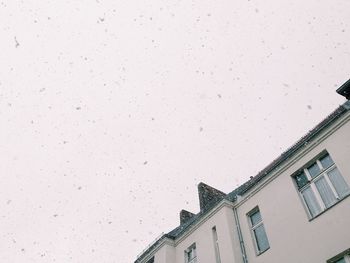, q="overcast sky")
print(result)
[0,0,349,262]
